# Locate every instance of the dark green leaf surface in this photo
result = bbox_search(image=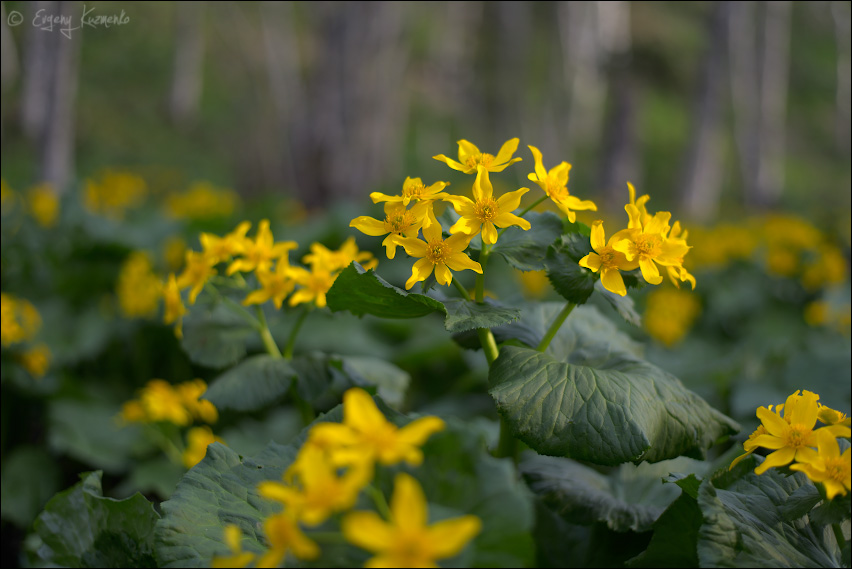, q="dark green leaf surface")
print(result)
[0,446,61,528]
[441,298,521,333]
[544,238,597,305]
[521,454,710,532]
[696,466,843,568]
[489,345,739,465]
[326,262,444,319]
[180,301,255,369]
[203,355,296,412]
[487,211,564,271]
[26,471,160,568]
[594,280,643,326]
